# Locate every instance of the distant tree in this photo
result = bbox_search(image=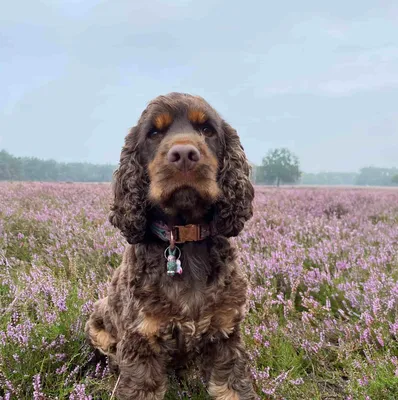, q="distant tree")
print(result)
[392,174,398,185]
[261,148,301,186]
[0,150,12,180]
[0,150,23,180]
